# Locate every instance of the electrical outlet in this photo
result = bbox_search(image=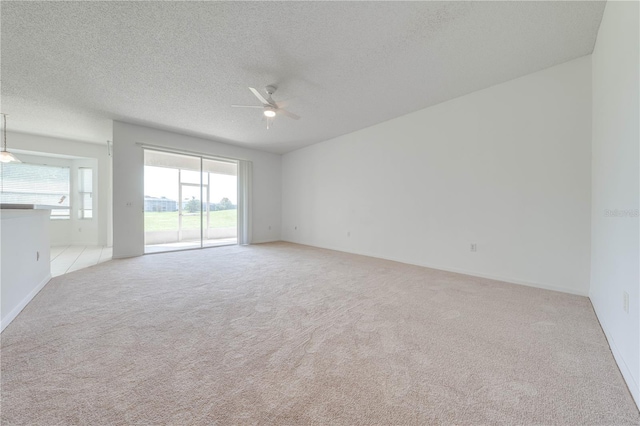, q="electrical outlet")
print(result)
[623,291,629,313]
[470,243,477,252]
